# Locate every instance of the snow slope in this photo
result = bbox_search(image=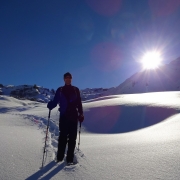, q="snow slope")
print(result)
[0,114,45,180]
[0,92,180,180]
[104,57,180,96]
